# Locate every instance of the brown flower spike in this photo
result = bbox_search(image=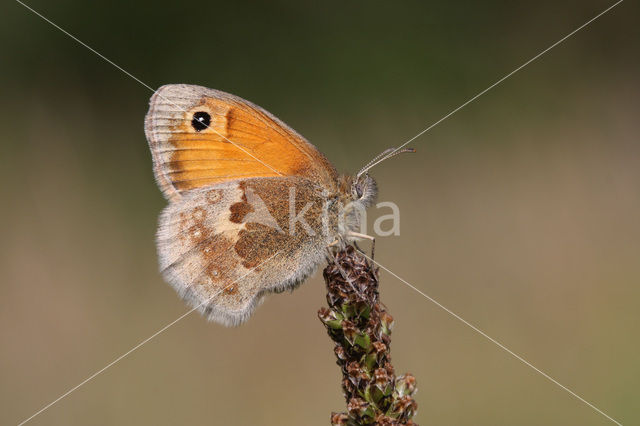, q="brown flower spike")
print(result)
[319,245,418,425]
